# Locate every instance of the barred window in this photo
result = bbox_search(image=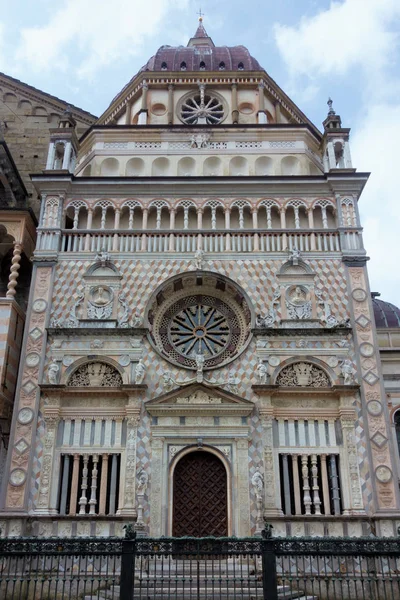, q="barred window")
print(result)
[58,453,121,516]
